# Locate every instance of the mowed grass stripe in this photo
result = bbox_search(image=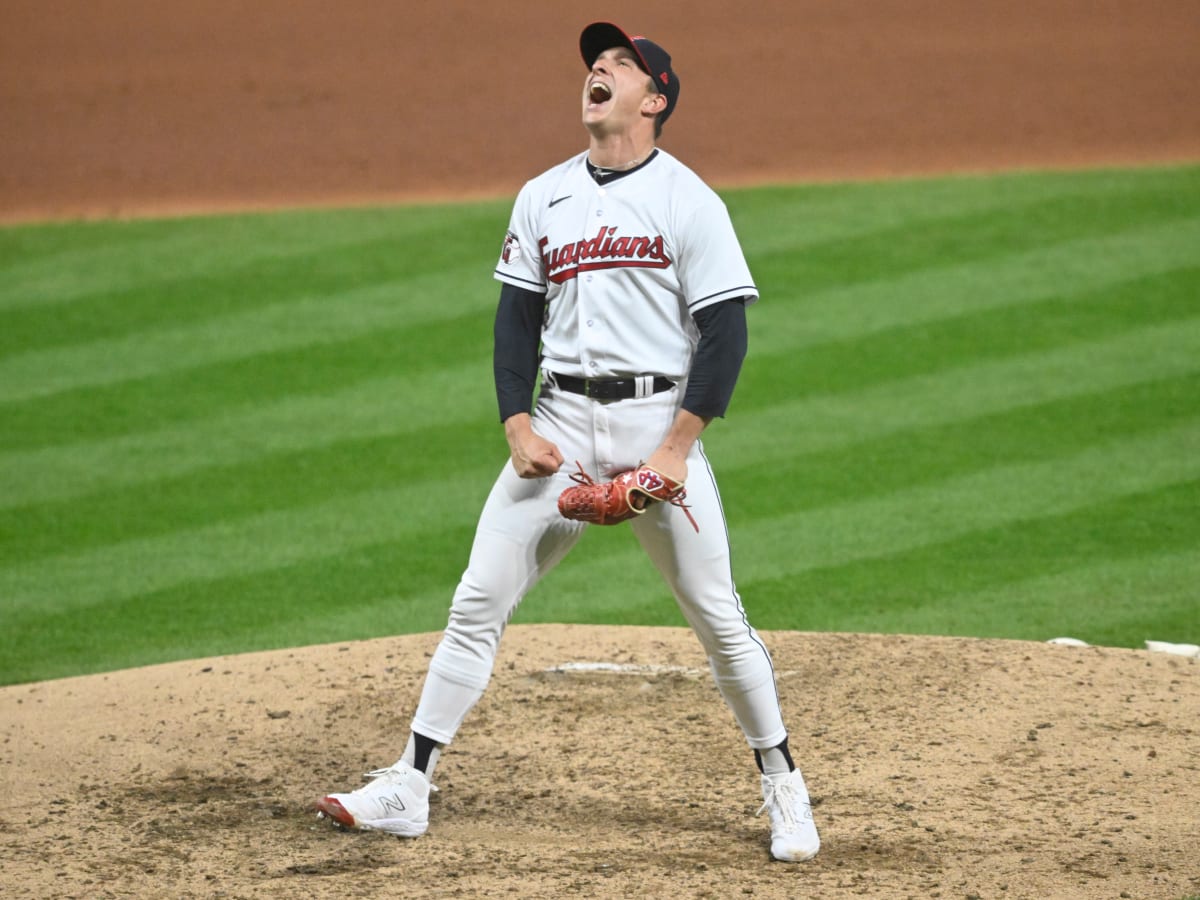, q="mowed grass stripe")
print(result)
[0,224,472,355]
[723,371,1200,519]
[0,305,494,451]
[0,362,495,510]
[0,417,506,564]
[0,526,478,684]
[6,261,1193,453]
[0,201,509,313]
[930,547,1200,648]
[748,216,1200,352]
[4,416,1194,624]
[741,479,1200,644]
[728,164,1200,255]
[3,314,1195,512]
[747,177,1199,296]
[732,420,1200,574]
[511,420,1200,623]
[0,458,500,617]
[711,317,1200,465]
[0,246,489,362]
[0,533,460,681]
[739,265,1199,410]
[0,270,495,405]
[5,367,1188,566]
[0,204,506,397]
